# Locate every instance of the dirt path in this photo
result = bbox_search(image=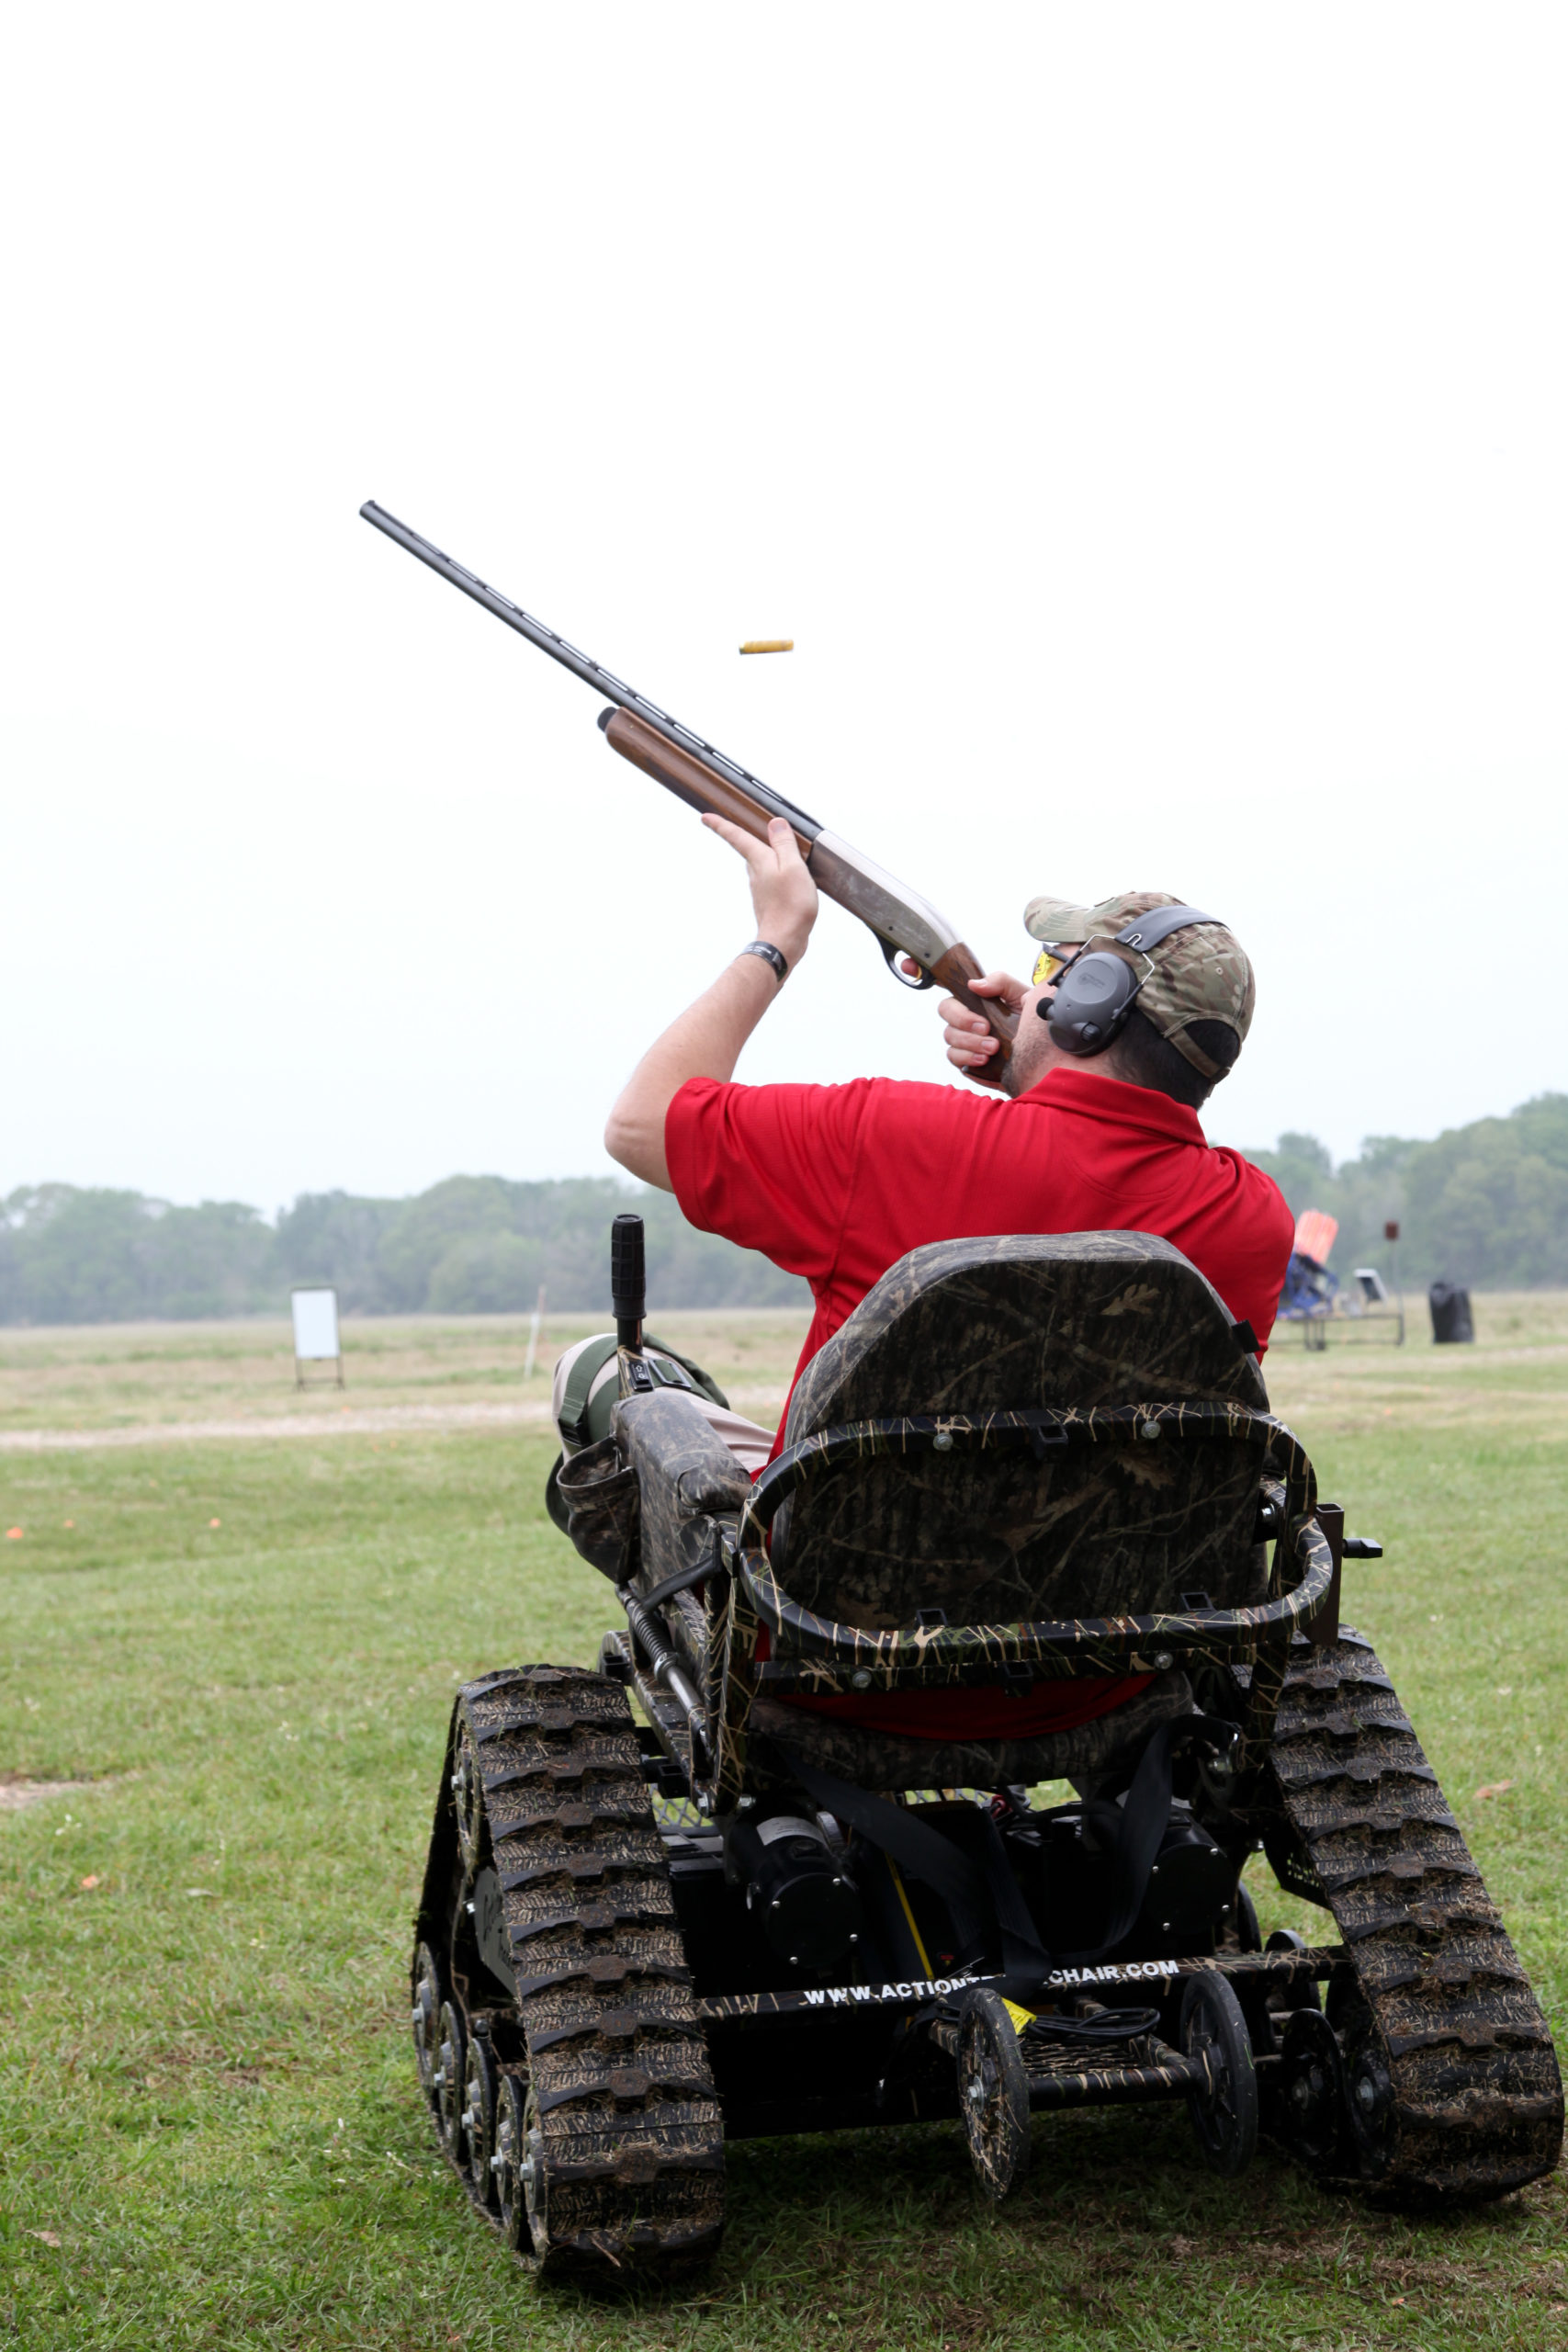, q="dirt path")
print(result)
[0,1771,99,1811]
[0,1391,785,1452]
[0,1400,559,1451]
